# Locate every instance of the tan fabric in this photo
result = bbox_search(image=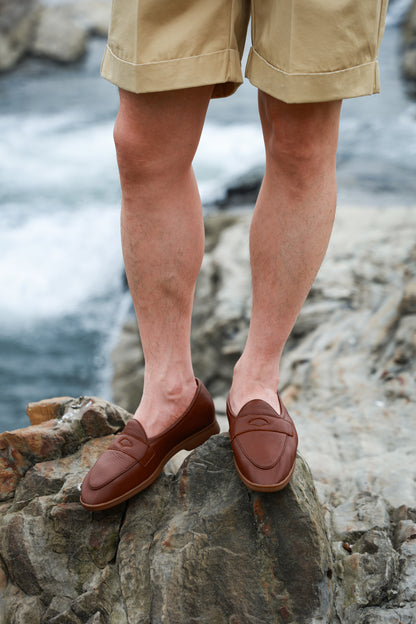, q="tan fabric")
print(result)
[101,0,389,103]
